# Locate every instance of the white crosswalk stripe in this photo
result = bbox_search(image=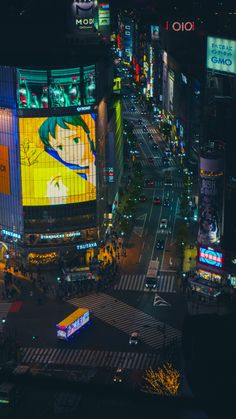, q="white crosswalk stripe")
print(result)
[0,302,11,333]
[158,274,176,293]
[140,159,177,170]
[69,293,181,350]
[114,273,176,293]
[155,180,183,188]
[133,127,158,135]
[114,274,145,291]
[20,347,160,371]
